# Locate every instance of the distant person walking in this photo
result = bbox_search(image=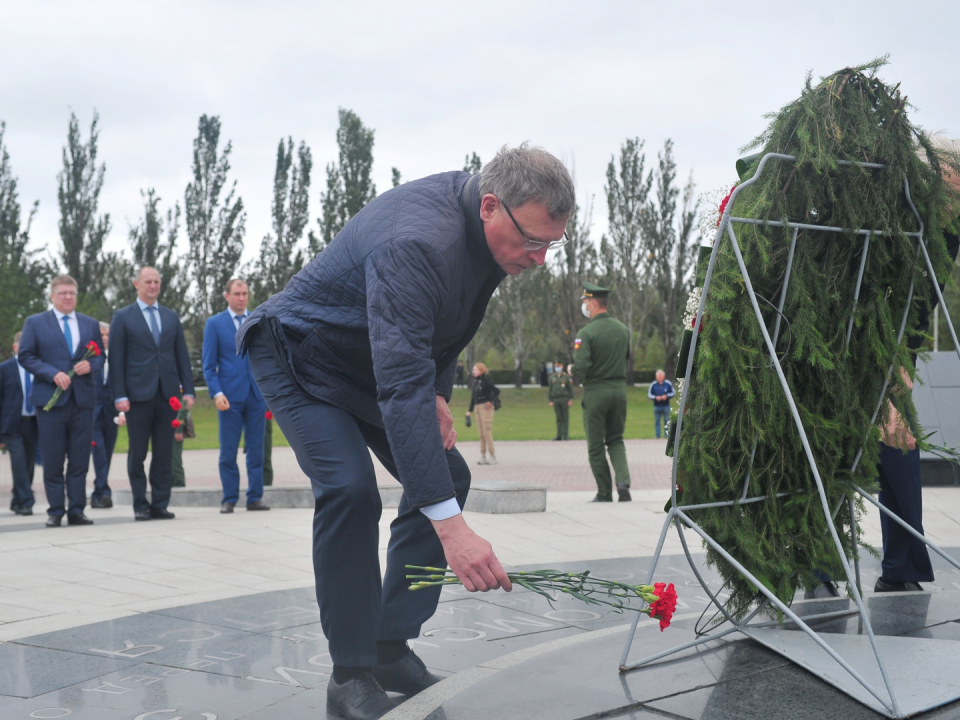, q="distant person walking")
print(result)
[110,266,195,521]
[19,275,104,526]
[455,361,465,388]
[647,370,675,440]
[202,278,269,513]
[467,362,499,465]
[548,360,574,441]
[538,362,549,387]
[572,282,632,503]
[1,332,37,515]
[90,321,118,509]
